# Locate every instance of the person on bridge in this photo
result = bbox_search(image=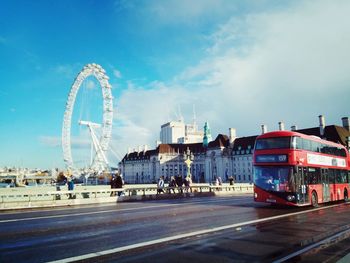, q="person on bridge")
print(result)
[229,176,235,185]
[176,175,183,193]
[67,177,75,199]
[110,174,117,196]
[168,176,176,194]
[184,176,192,193]
[115,173,124,197]
[157,176,165,194]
